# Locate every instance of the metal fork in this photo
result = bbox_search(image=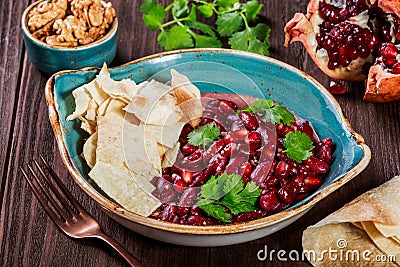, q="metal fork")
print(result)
[20,156,143,267]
